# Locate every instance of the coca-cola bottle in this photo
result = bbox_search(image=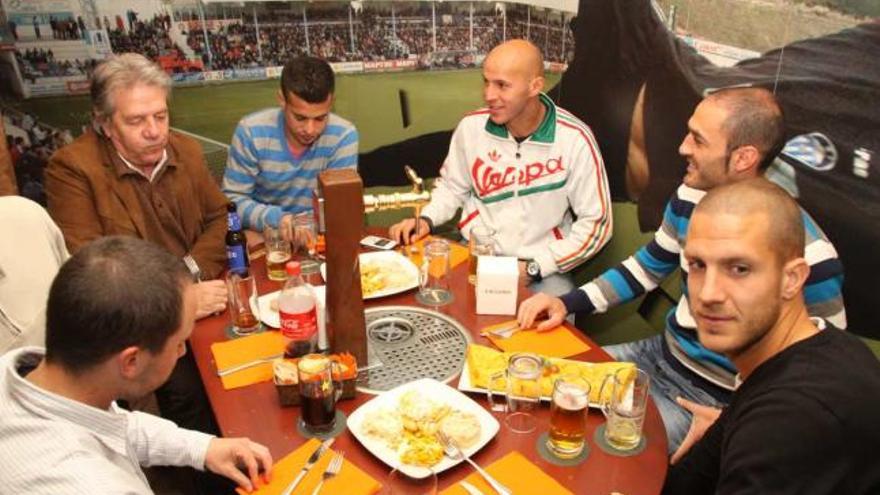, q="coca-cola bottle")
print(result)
[279,261,318,358]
